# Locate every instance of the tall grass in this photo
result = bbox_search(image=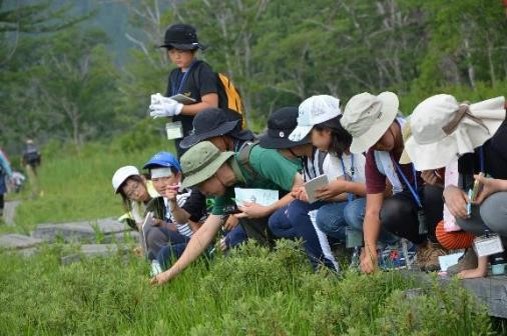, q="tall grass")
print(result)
[0,240,494,335]
[9,123,172,234]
